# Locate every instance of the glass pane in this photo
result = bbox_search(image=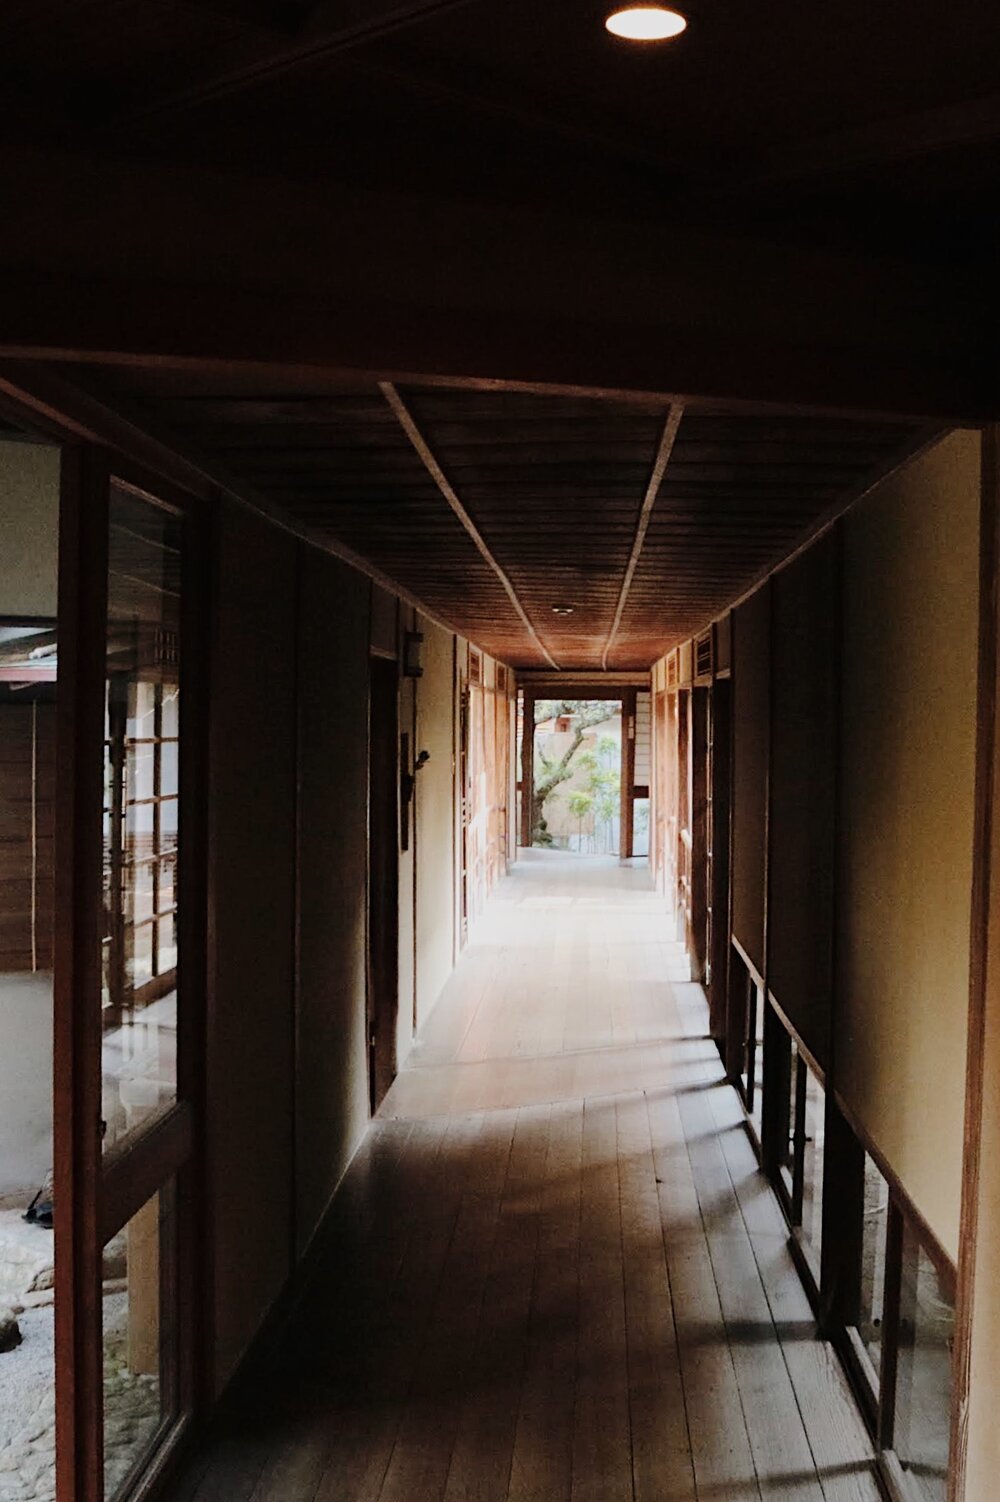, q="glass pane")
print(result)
[800,1066,825,1280]
[160,685,179,741]
[781,1042,799,1197]
[157,916,178,977]
[128,922,155,992]
[894,1229,954,1502]
[0,433,61,1502]
[748,982,764,1143]
[160,740,179,802]
[855,1154,890,1388]
[103,1184,178,1500]
[632,796,650,857]
[127,680,157,740]
[102,487,182,1154]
